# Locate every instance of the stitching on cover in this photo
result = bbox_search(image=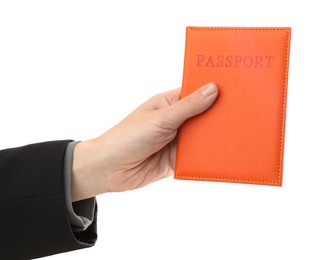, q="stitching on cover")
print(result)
[189,27,289,31]
[175,175,279,184]
[277,29,290,183]
[177,27,291,185]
